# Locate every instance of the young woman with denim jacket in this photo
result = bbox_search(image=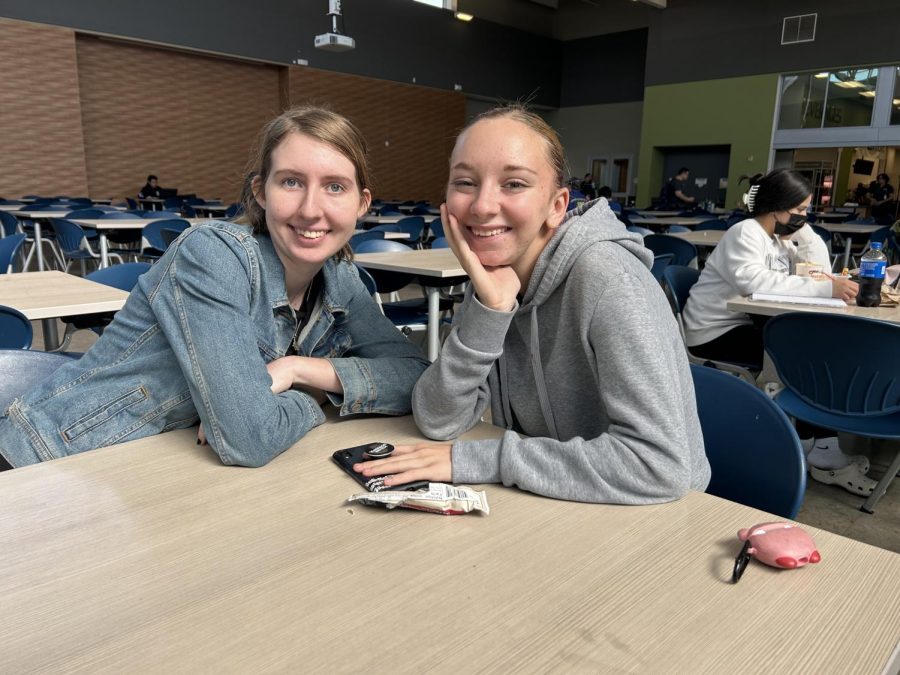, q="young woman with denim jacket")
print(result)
[0,106,429,470]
